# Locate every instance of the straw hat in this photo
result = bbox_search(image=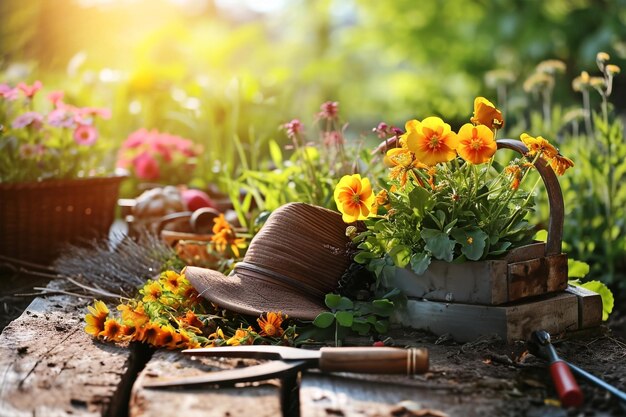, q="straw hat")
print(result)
[184,202,352,320]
